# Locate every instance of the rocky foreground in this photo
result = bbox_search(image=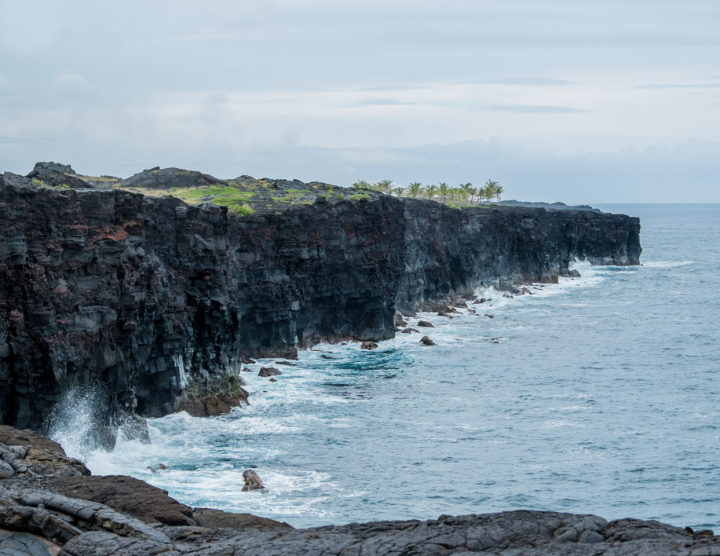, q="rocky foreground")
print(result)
[0,425,716,556]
